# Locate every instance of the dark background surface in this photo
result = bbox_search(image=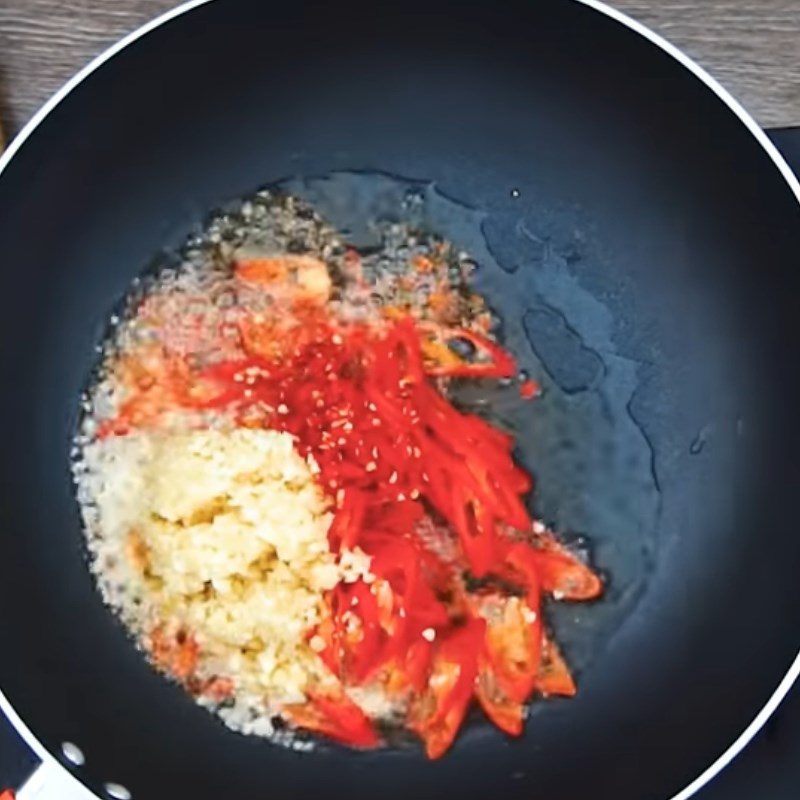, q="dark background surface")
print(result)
[1,1,798,133]
[0,124,797,799]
